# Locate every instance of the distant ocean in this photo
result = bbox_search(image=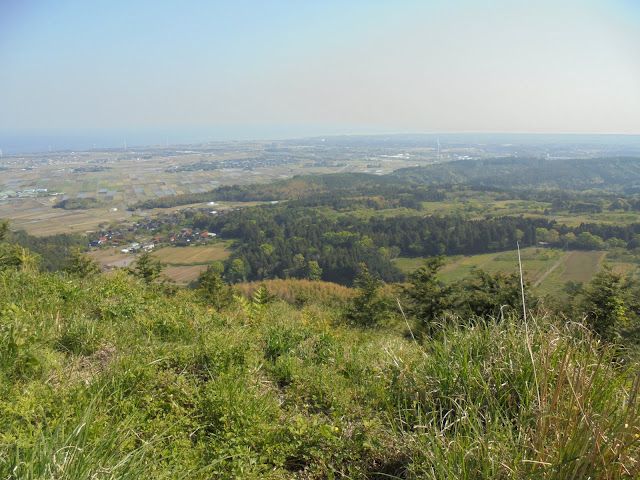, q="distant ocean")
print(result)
[2,128,639,156]
[0,125,388,155]
[0,127,249,155]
